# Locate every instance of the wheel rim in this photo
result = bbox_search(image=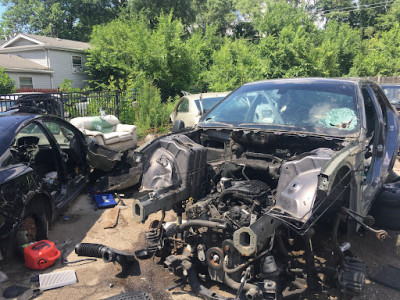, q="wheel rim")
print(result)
[16,217,37,244]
